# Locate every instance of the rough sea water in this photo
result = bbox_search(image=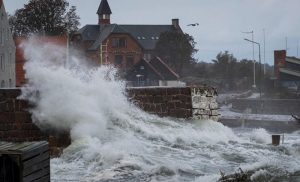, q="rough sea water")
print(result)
[20,38,300,182]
